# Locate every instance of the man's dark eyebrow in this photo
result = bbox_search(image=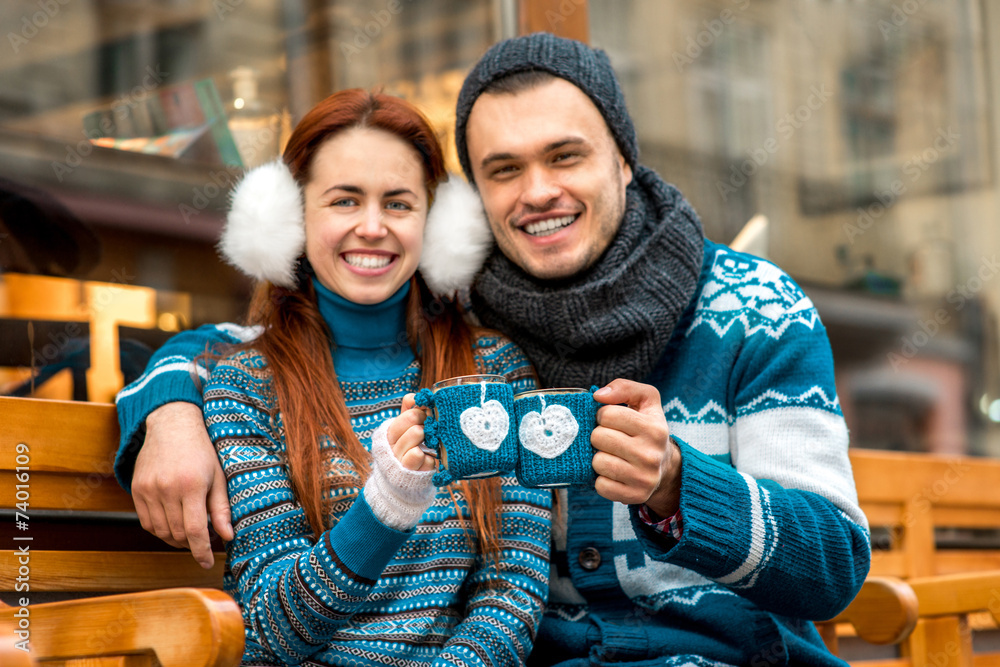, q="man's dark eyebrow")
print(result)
[480,152,518,170]
[479,137,588,170]
[544,137,587,153]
